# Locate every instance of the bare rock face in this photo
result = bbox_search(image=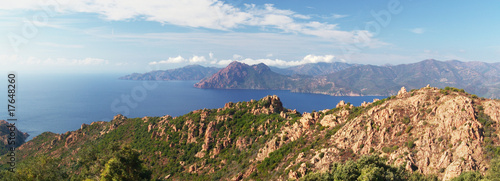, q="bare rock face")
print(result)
[186,119,197,144]
[109,114,128,132]
[299,112,319,129]
[326,88,494,180]
[236,137,250,150]
[0,120,30,153]
[398,86,407,97]
[261,95,284,114]
[319,114,339,127]
[195,121,216,158]
[336,100,346,108]
[255,137,280,162]
[113,114,127,122]
[482,100,500,124]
